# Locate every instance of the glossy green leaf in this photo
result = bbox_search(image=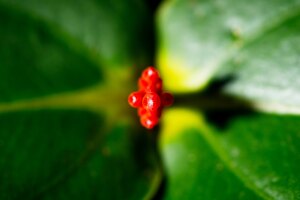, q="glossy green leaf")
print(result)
[0,1,161,199]
[157,0,300,97]
[157,0,300,199]
[216,17,300,114]
[160,108,300,199]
